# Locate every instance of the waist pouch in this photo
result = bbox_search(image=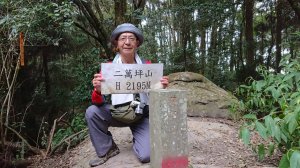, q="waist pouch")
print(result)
[109,101,142,124]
